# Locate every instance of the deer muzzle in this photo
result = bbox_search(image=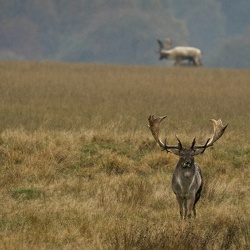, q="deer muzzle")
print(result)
[183,160,192,168]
